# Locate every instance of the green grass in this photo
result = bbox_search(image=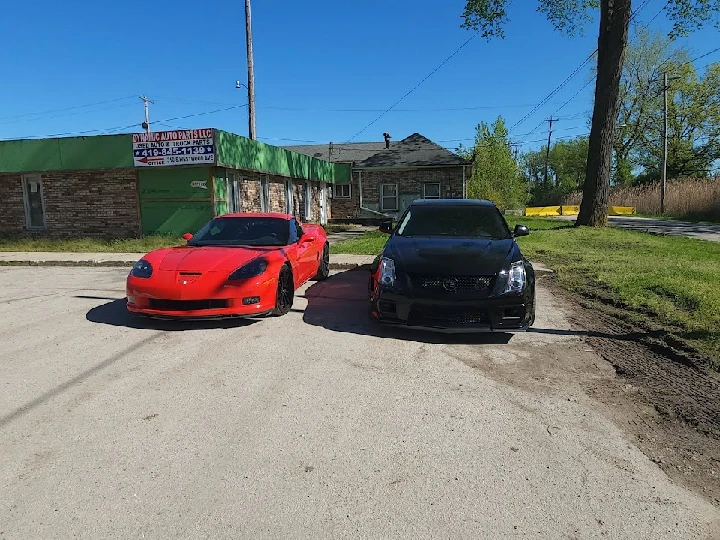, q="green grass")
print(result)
[330,231,388,255]
[516,226,720,362]
[0,236,183,253]
[329,216,571,255]
[331,216,720,361]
